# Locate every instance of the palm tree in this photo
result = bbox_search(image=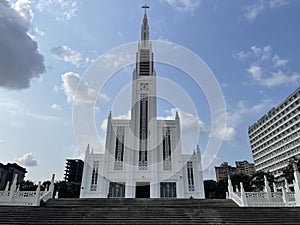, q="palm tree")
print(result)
[250,171,274,192]
[281,158,300,183]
